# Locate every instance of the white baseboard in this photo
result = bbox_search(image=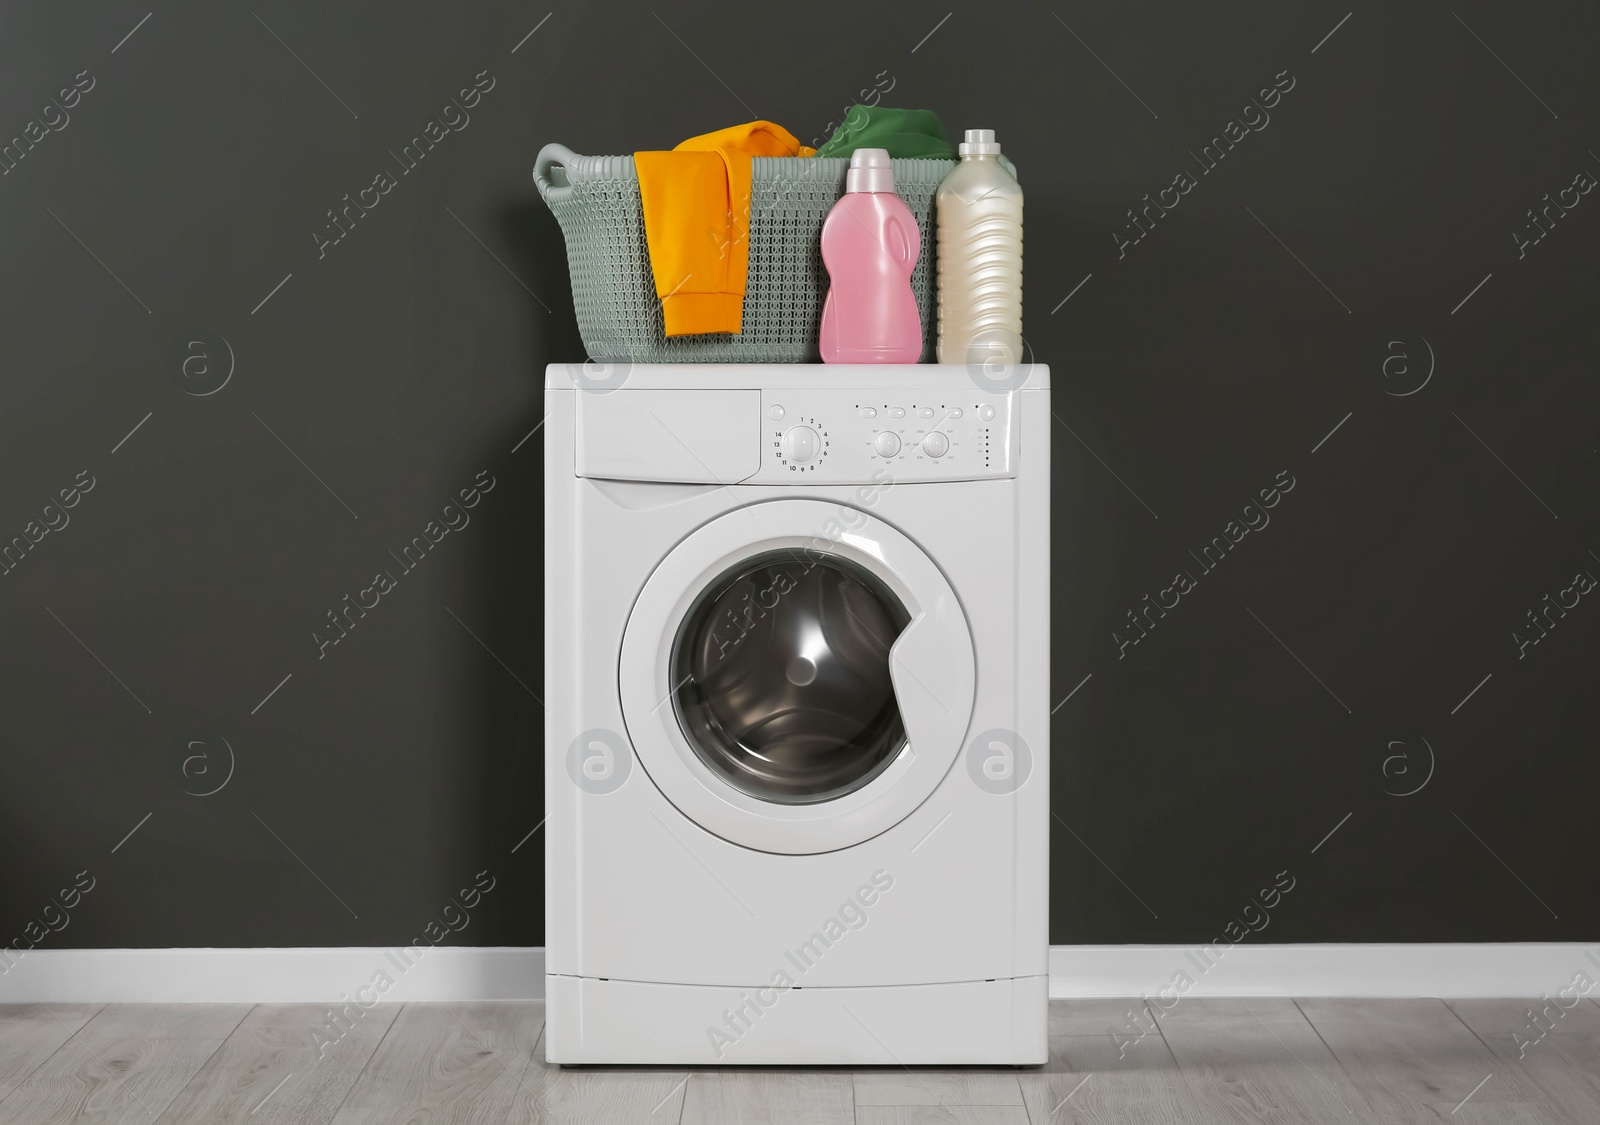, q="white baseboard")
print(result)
[0,947,545,1004]
[1050,943,1600,999]
[2,945,1595,1003]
